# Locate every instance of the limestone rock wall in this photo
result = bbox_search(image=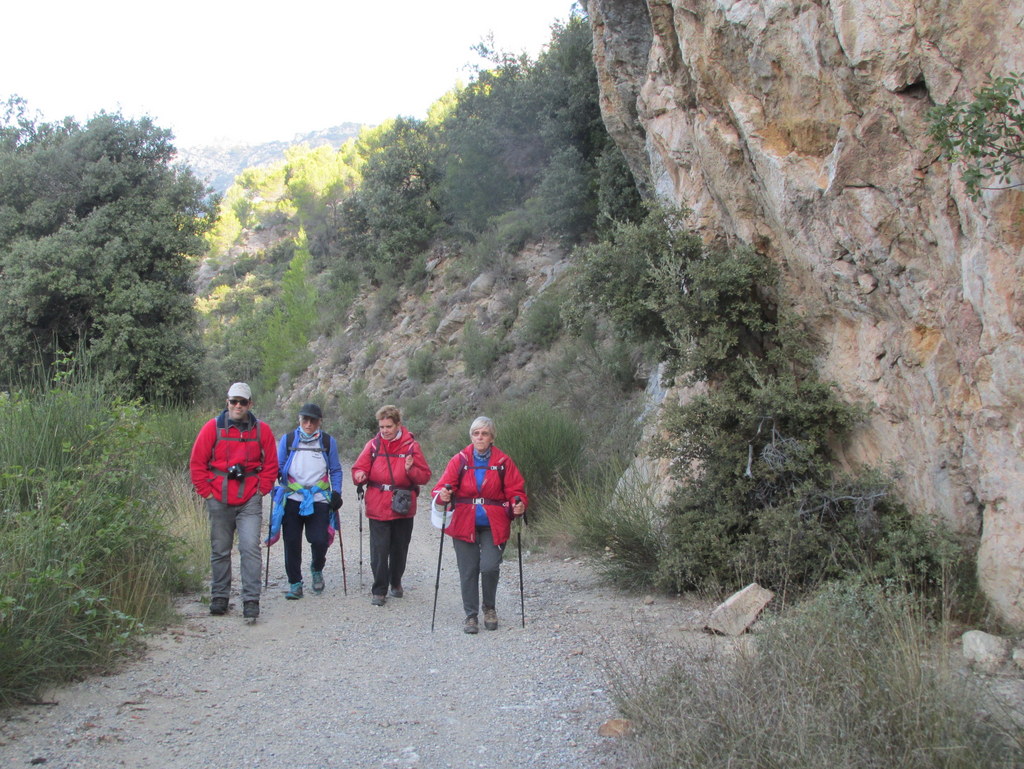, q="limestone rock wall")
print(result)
[588,0,1024,624]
